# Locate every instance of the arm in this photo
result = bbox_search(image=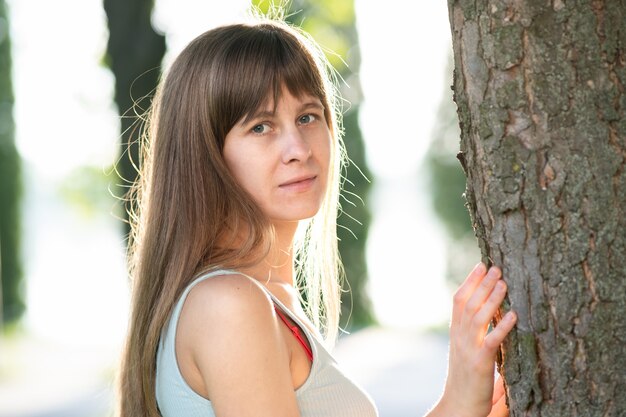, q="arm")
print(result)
[177,274,302,417]
[426,263,517,417]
